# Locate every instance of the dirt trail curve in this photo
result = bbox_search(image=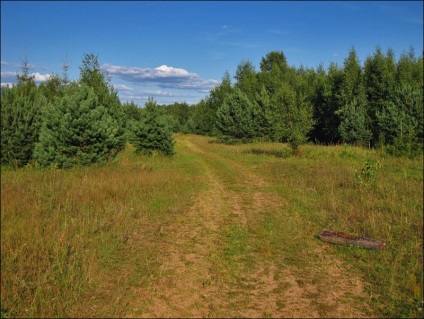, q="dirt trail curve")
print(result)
[128,135,372,318]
